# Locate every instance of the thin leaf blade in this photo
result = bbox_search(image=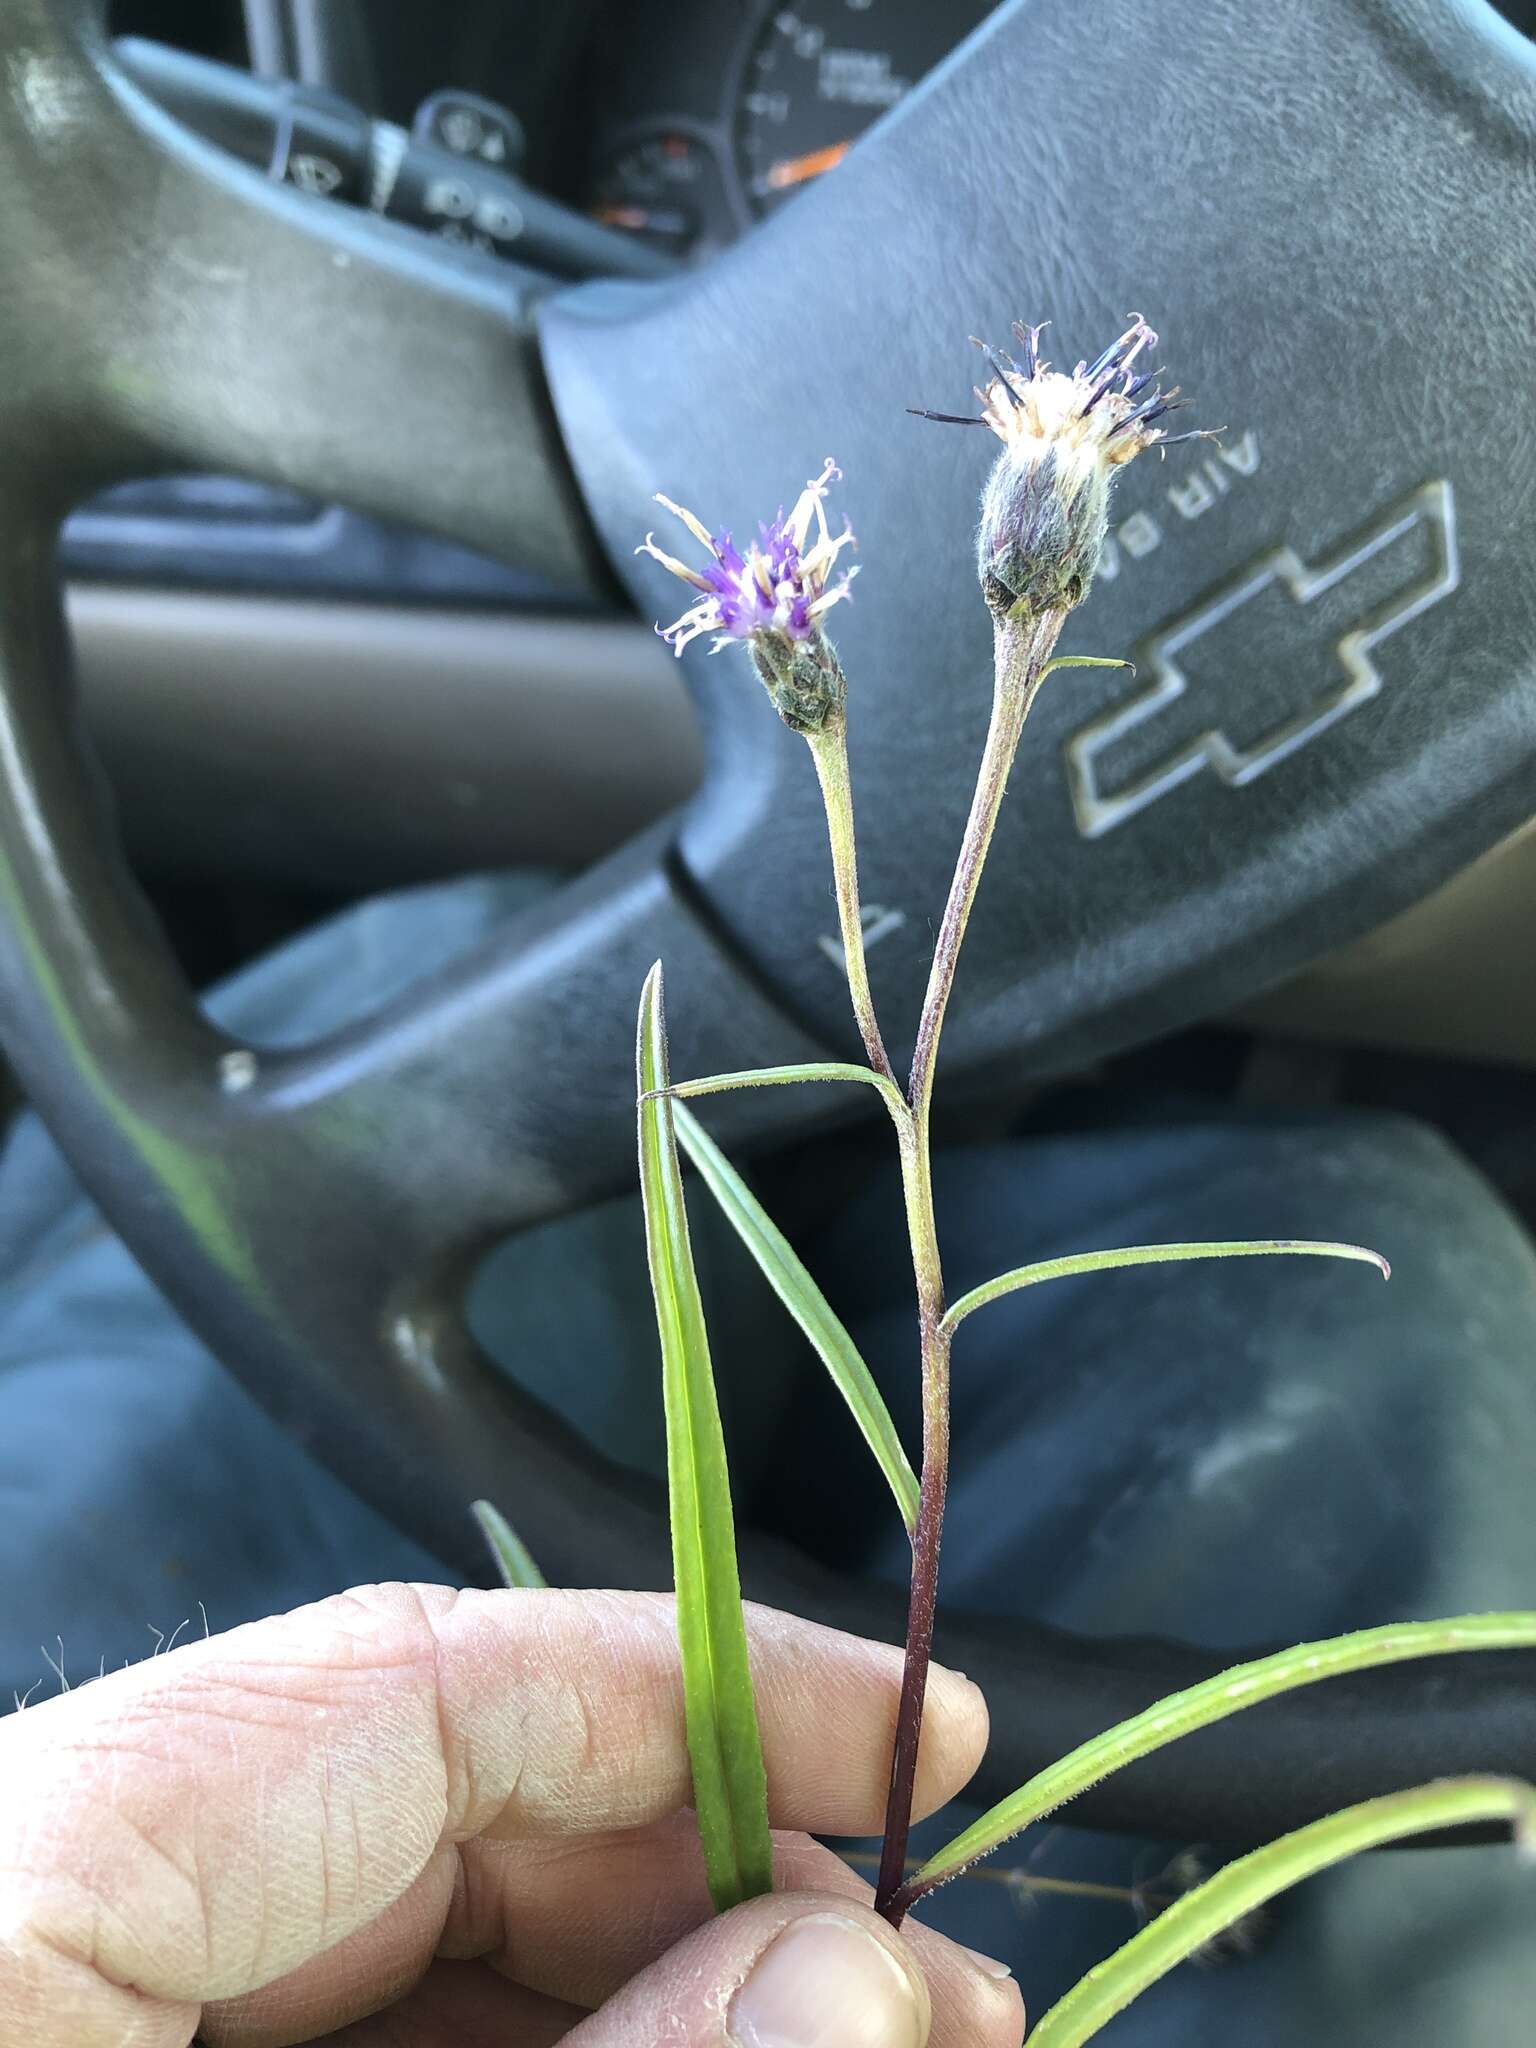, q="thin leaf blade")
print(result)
[1029,1776,1536,2047]
[637,964,774,1913]
[661,1060,907,1118]
[673,1101,920,1536]
[470,1500,548,1589]
[1039,655,1136,678]
[942,1238,1389,1334]
[906,1610,1536,1901]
